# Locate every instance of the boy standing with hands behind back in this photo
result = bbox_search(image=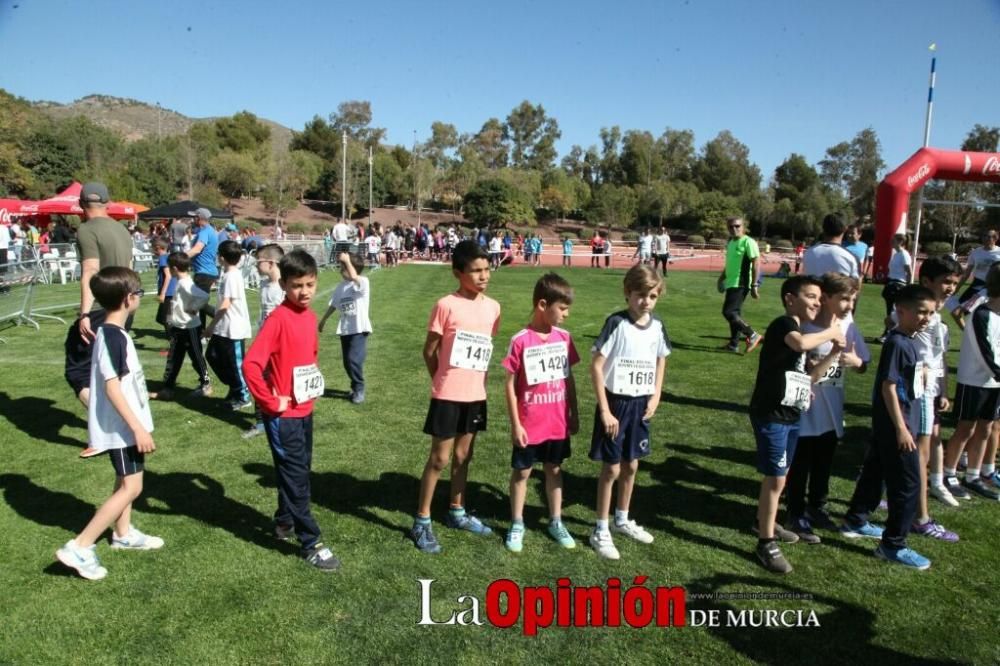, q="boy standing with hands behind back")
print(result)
[411,241,501,554]
[589,264,670,560]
